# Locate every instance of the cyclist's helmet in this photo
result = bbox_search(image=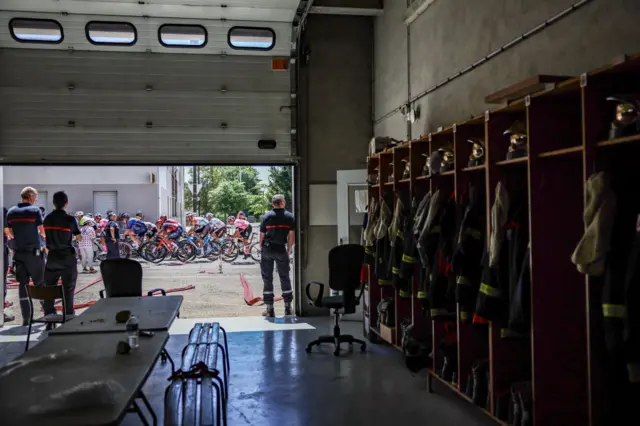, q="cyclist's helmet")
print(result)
[108,211,117,218]
[121,213,130,219]
[155,219,164,227]
[136,210,144,217]
[159,215,168,223]
[95,213,103,220]
[227,215,236,225]
[75,211,84,217]
[237,211,247,220]
[205,212,213,219]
